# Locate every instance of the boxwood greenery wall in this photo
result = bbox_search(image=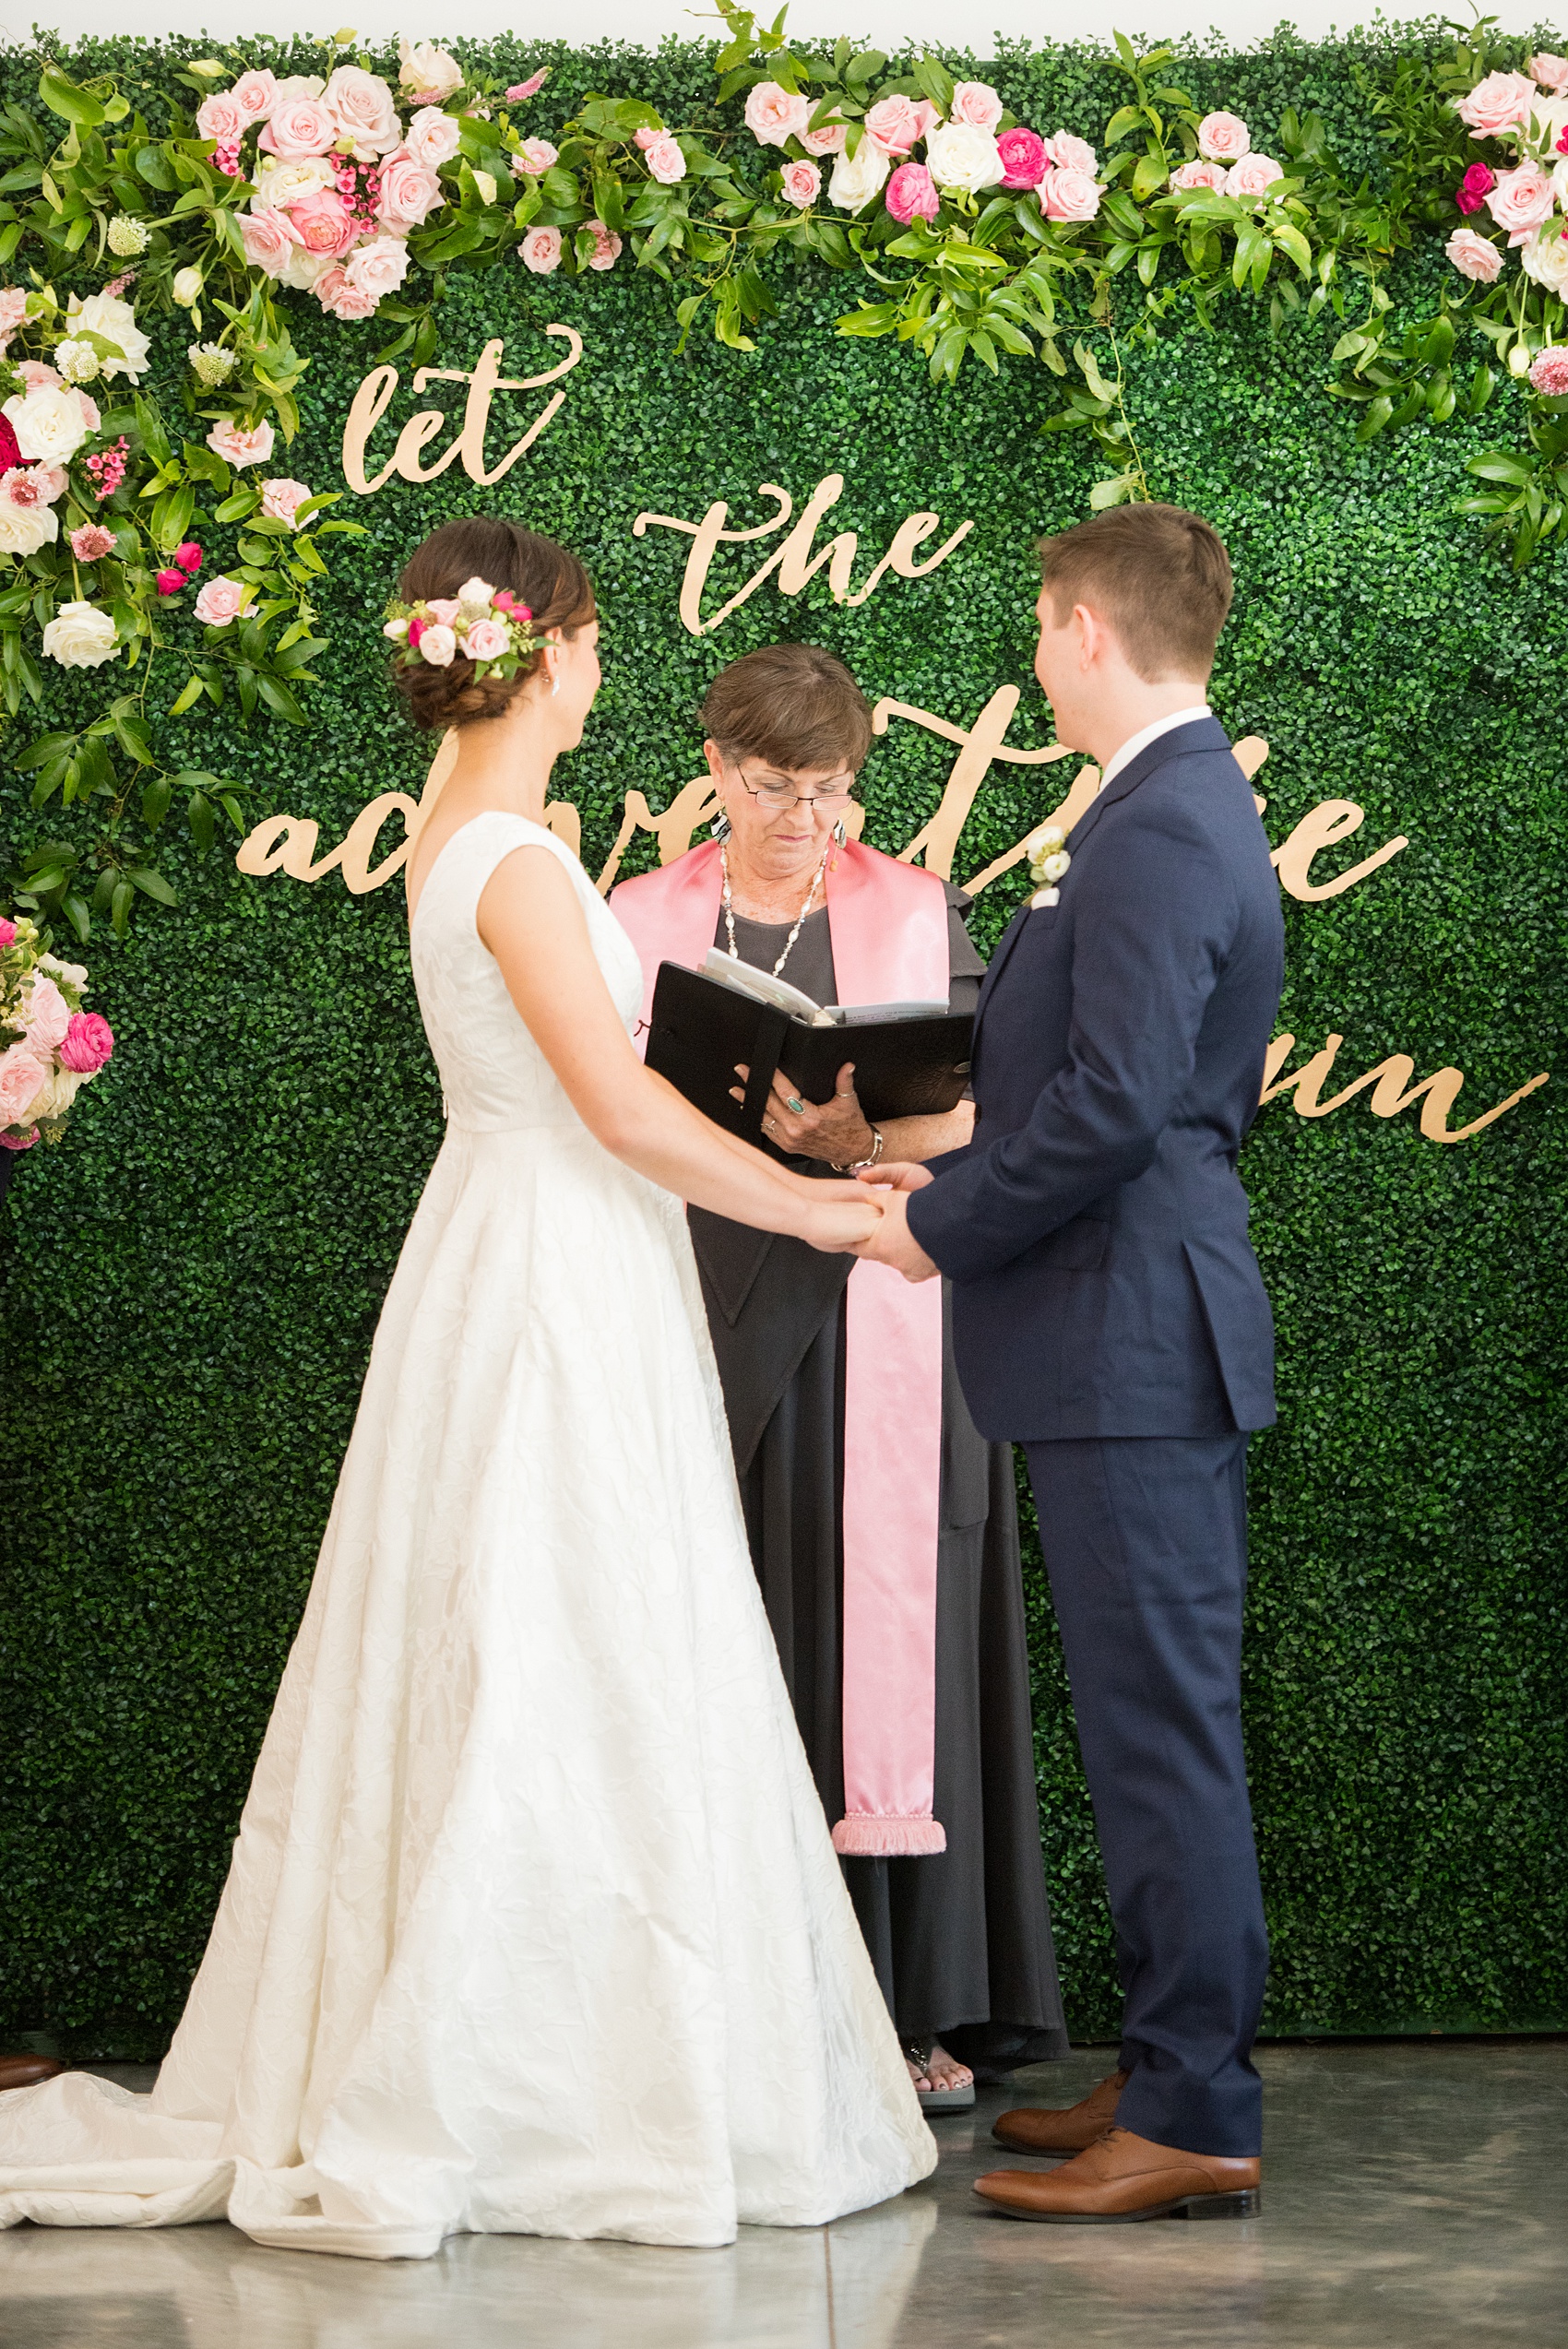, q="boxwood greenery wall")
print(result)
[2,28,1564,2057]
